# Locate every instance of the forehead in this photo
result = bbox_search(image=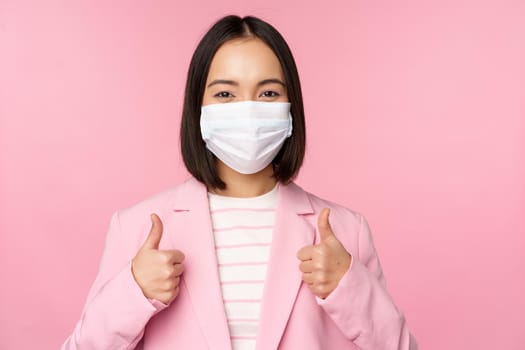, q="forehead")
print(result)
[206,37,284,82]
